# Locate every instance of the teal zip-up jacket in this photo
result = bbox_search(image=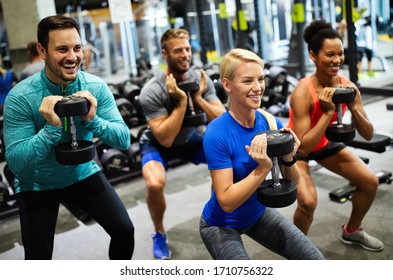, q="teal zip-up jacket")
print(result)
[3,69,130,193]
